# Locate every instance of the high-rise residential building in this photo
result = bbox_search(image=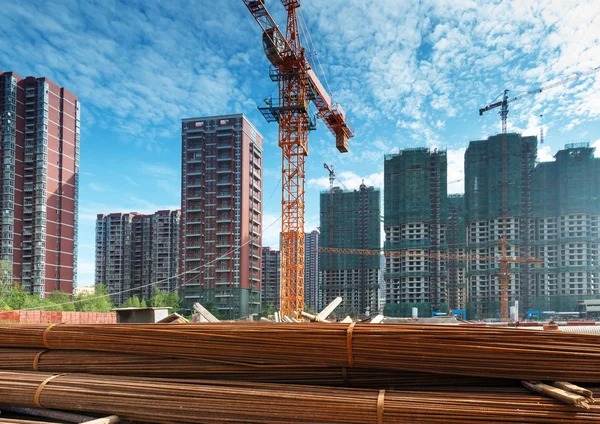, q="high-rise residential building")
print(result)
[0,71,80,296]
[320,184,380,317]
[304,230,319,311]
[96,213,133,305]
[261,247,280,310]
[530,143,600,311]
[464,134,537,318]
[150,210,181,297]
[383,149,450,316]
[180,114,262,319]
[95,210,180,304]
[447,194,468,310]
